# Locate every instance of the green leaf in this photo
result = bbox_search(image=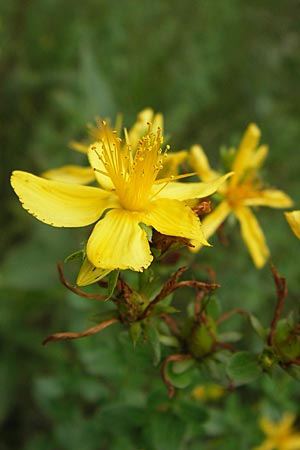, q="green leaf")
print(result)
[227,351,262,386]
[205,295,222,320]
[165,363,194,389]
[129,322,142,348]
[139,222,153,242]
[172,358,196,374]
[218,331,242,343]
[145,322,161,366]
[177,398,208,423]
[64,249,85,263]
[106,270,119,300]
[284,364,300,382]
[147,412,186,450]
[152,305,179,315]
[248,313,267,341]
